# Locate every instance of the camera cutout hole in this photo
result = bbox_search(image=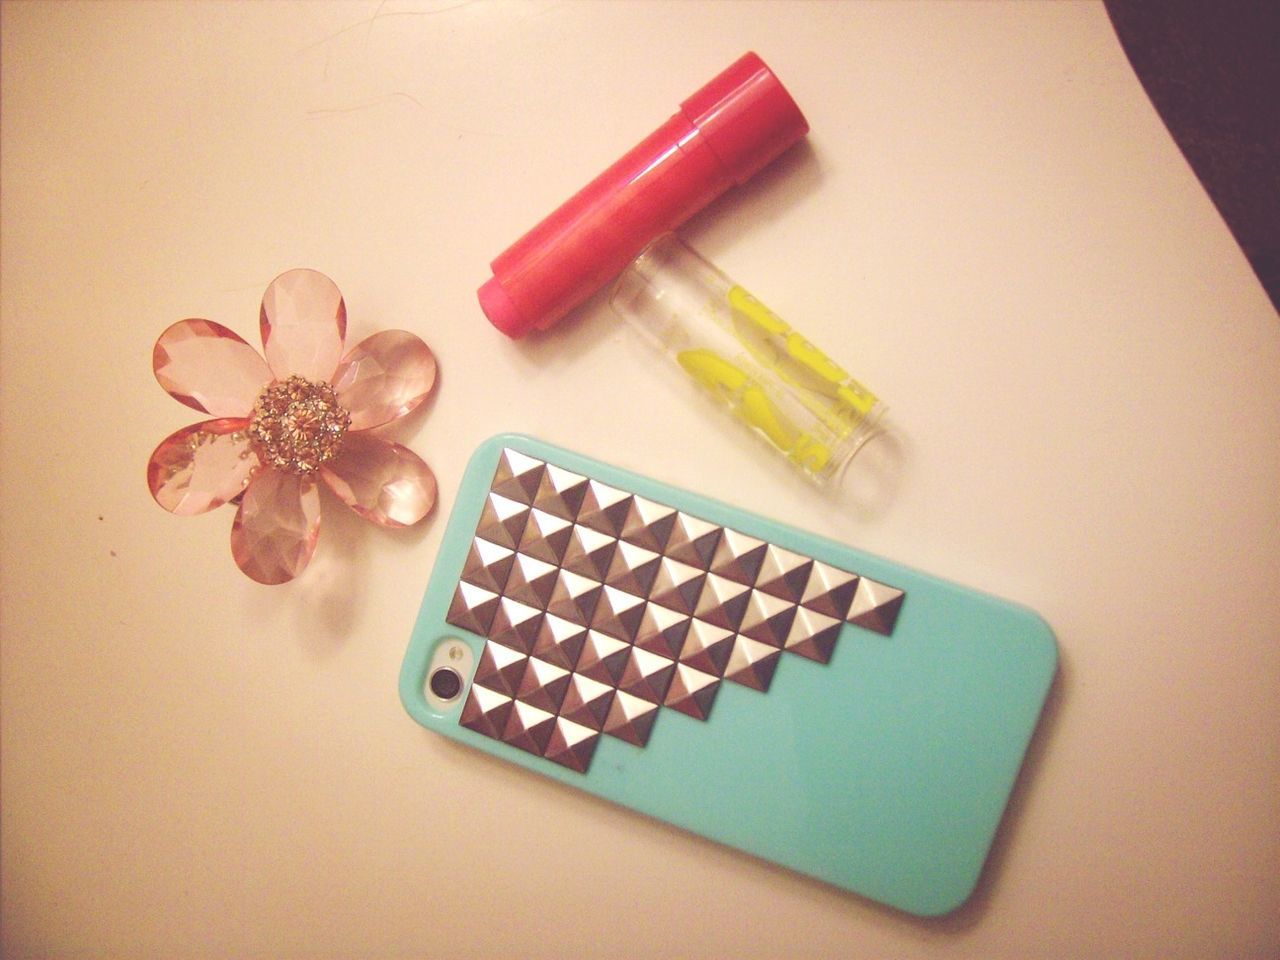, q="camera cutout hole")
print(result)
[424,637,474,713]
